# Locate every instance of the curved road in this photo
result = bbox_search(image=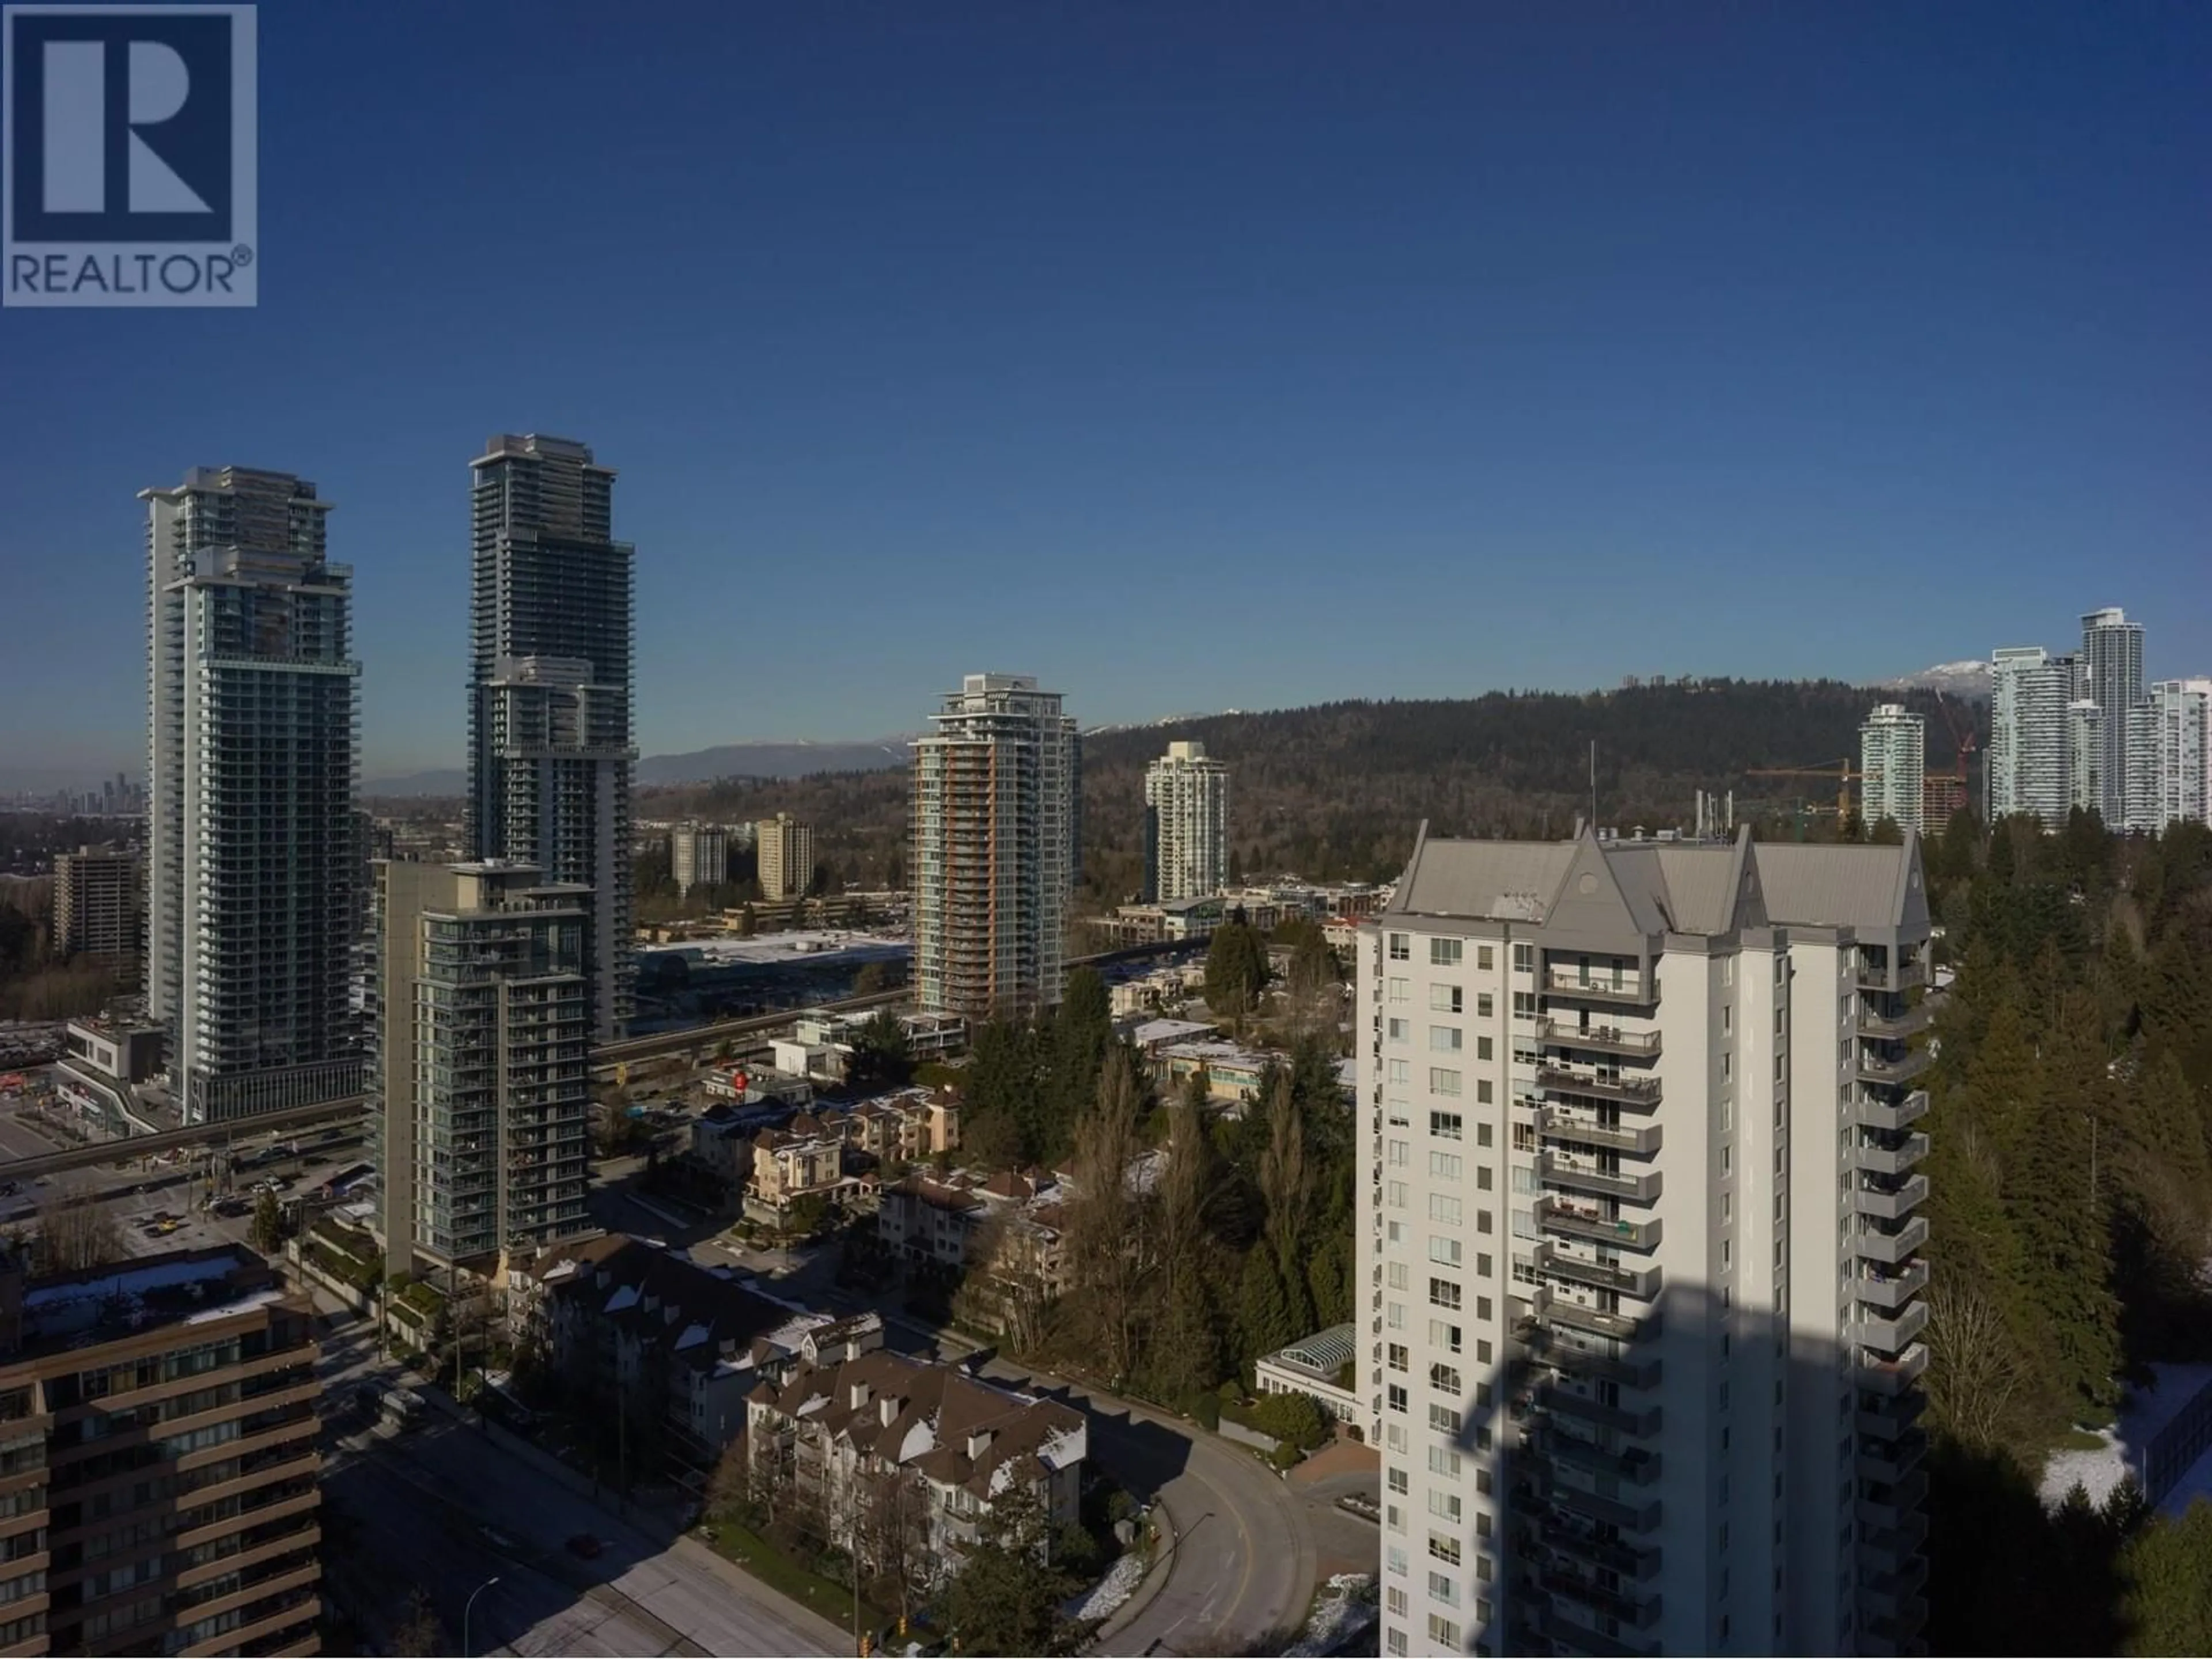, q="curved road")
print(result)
[955,1349,1316,1657]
